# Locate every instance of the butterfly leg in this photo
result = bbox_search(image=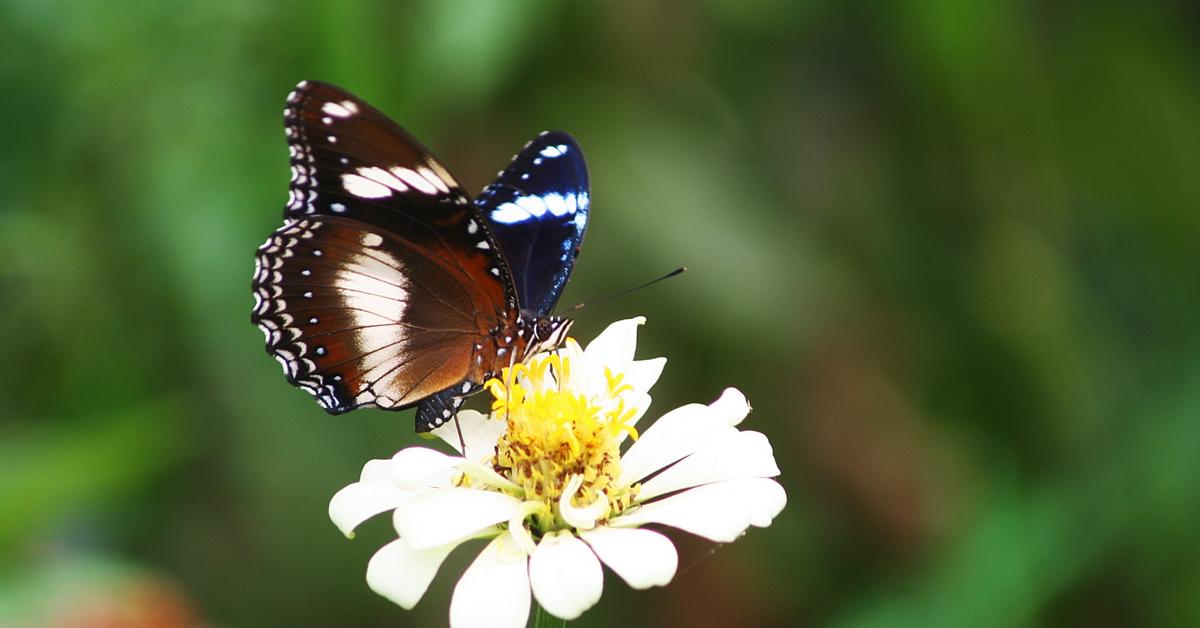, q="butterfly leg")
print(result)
[504,349,518,423]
